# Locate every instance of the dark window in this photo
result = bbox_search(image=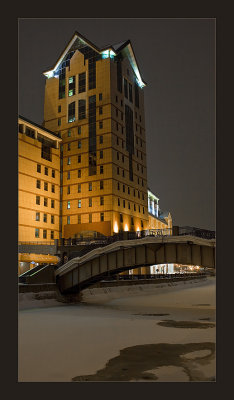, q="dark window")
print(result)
[36,180,41,189]
[78,215,81,224]
[134,204,136,211]
[43,230,47,239]
[125,104,134,181]
[78,126,81,134]
[68,76,76,96]
[124,78,128,98]
[89,182,92,191]
[135,81,139,108]
[67,171,70,179]
[116,122,118,131]
[100,196,104,205]
[43,214,47,223]
[117,152,119,160]
[57,117,61,126]
[128,202,130,209]
[89,213,92,223]
[100,212,104,222]
[78,155,81,163]
[78,140,81,149]
[51,215,54,224]
[116,108,118,117]
[122,154,124,163]
[99,106,103,115]
[35,228,39,238]
[100,180,104,189]
[44,198,48,207]
[129,83,133,102]
[100,135,103,144]
[52,169,55,178]
[99,121,103,129]
[67,143,71,151]
[120,213,123,223]
[44,167,48,176]
[51,199,54,208]
[116,95,118,102]
[36,196,40,205]
[117,167,119,175]
[78,169,81,178]
[67,186,70,194]
[128,187,130,195]
[79,72,86,93]
[121,112,123,120]
[117,58,122,93]
[44,182,48,191]
[51,231,54,239]
[100,165,103,174]
[68,101,75,123]
[67,216,70,224]
[89,198,92,207]
[78,184,81,193]
[59,77,66,99]
[99,93,102,101]
[37,164,41,173]
[68,129,71,137]
[36,212,40,221]
[117,182,120,190]
[88,57,96,90]
[123,200,125,208]
[78,99,86,120]
[123,184,125,192]
[122,170,125,177]
[100,150,103,159]
[58,105,61,113]
[131,217,134,226]
[89,95,97,176]
[118,198,120,206]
